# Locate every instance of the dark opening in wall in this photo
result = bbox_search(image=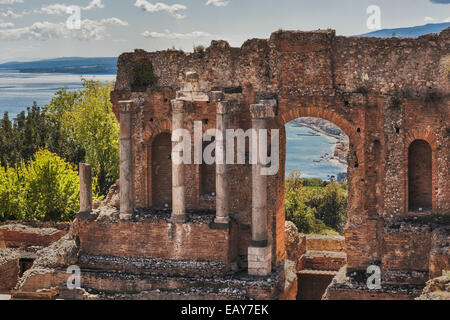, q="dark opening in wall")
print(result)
[19,258,34,277]
[408,140,432,212]
[151,132,172,207]
[223,86,243,94]
[200,140,216,197]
